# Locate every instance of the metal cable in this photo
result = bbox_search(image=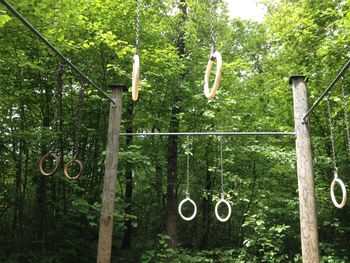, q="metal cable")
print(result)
[0,0,115,105]
[135,0,141,54]
[303,59,350,123]
[220,138,224,193]
[51,61,64,149]
[210,0,216,53]
[326,95,337,170]
[119,131,295,136]
[341,78,350,153]
[186,136,190,194]
[73,81,85,157]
